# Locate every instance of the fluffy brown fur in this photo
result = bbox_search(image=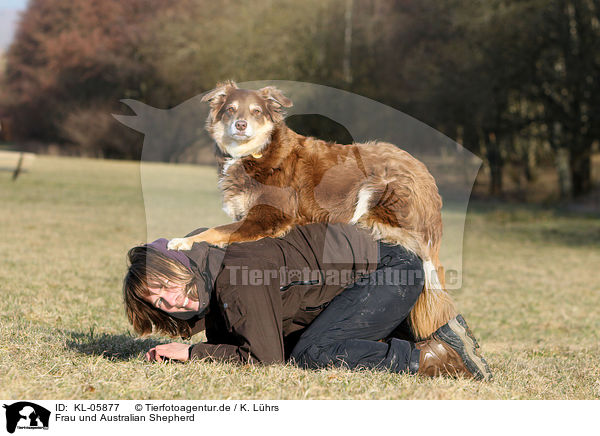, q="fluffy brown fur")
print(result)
[168,81,456,339]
